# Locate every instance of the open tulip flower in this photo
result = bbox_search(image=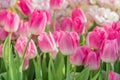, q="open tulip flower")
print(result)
[0,0,120,80]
